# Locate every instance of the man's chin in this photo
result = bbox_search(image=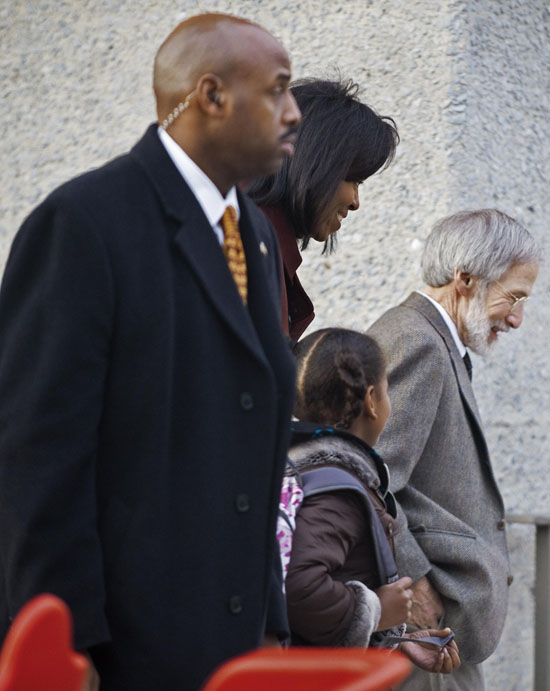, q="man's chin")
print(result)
[259,152,287,176]
[466,334,493,357]
[469,335,503,358]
